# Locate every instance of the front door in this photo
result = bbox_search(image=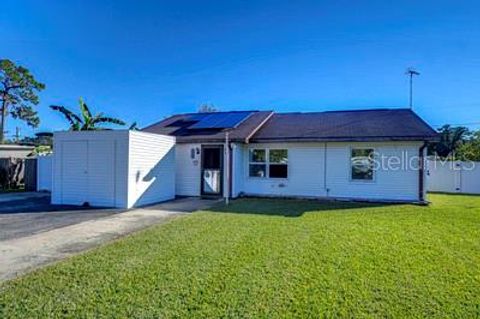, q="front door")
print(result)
[201,146,223,197]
